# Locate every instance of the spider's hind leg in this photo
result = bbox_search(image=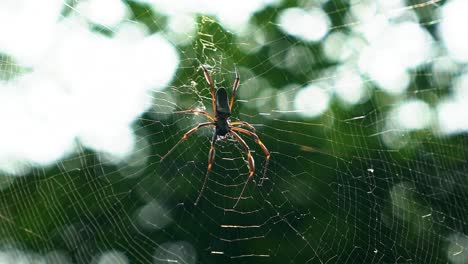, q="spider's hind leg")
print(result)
[230,131,255,208]
[231,127,270,186]
[194,133,217,206]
